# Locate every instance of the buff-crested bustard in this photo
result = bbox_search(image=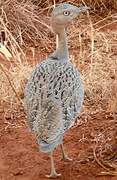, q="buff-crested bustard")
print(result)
[24,3,89,178]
